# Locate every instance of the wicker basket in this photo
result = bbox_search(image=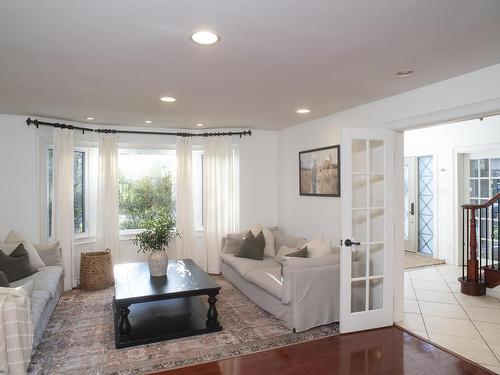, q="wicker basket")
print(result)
[79,250,114,291]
